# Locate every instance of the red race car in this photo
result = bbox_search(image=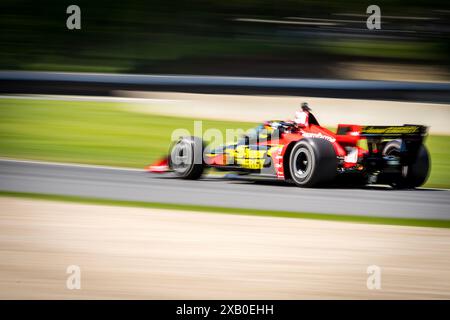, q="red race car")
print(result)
[147,110,430,189]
